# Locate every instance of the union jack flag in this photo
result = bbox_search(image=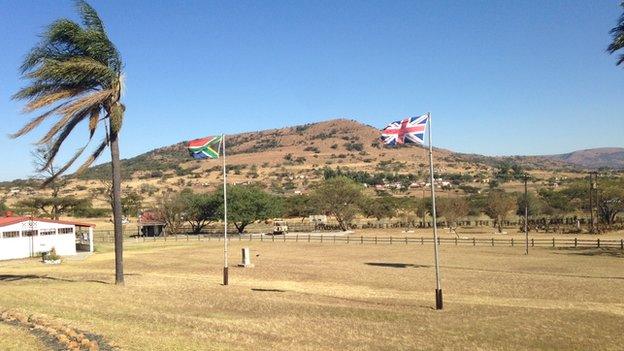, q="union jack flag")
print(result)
[380,114,428,146]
